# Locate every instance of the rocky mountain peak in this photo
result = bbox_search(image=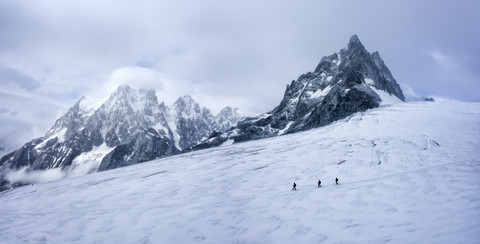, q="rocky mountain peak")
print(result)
[346,34,365,51]
[110,84,136,99]
[139,88,158,104]
[195,34,406,149]
[174,95,196,108]
[342,35,370,62]
[212,107,242,133]
[218,106,239,117]
[138,89,158,102]
[102,85,163,115]
[173,95,203,118]
[348,34,361,45]
[104,84,137,109]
